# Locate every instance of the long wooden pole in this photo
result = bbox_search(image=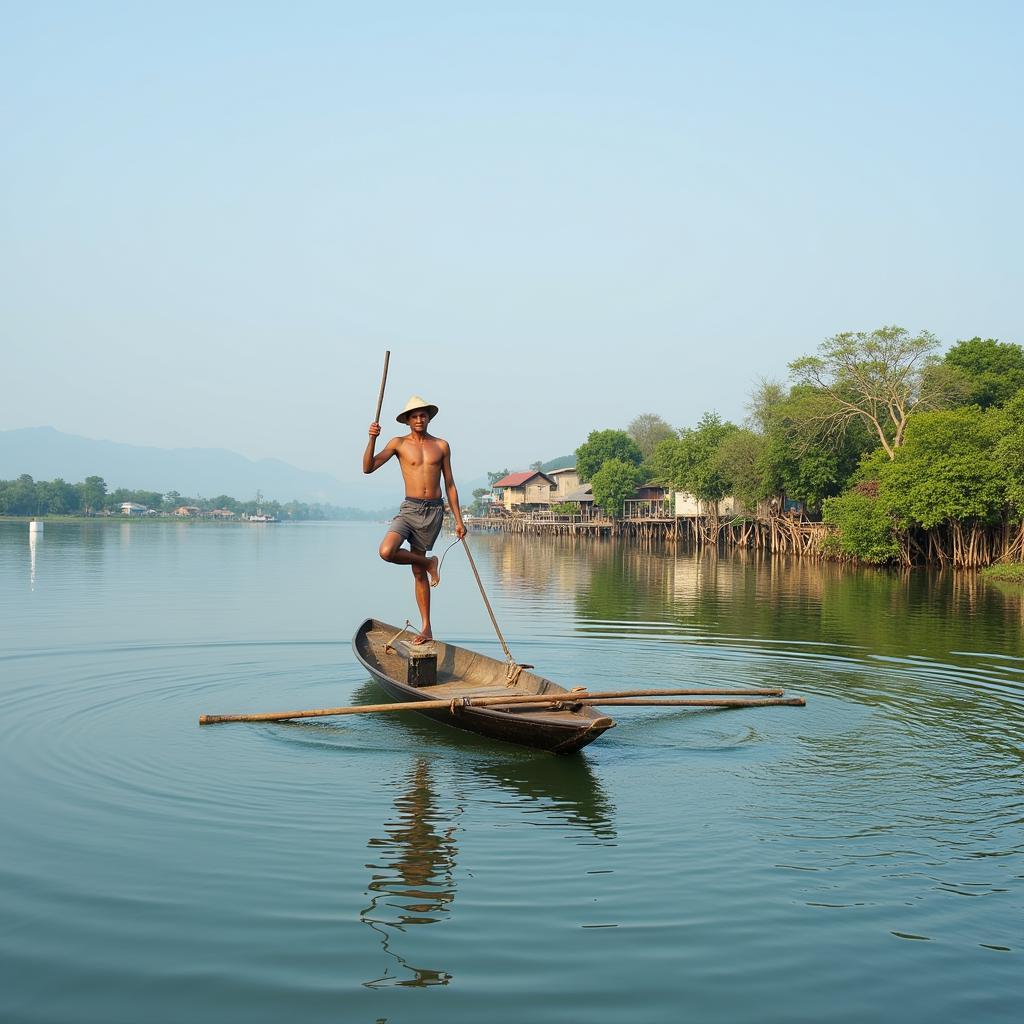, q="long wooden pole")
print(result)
[460,536,517,664]
[199,687,800,724]
[492,698,805,709]
[373,350,391,424]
